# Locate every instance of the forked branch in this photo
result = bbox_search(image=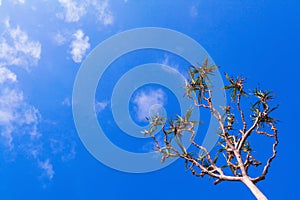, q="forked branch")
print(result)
[143,59,279,200]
